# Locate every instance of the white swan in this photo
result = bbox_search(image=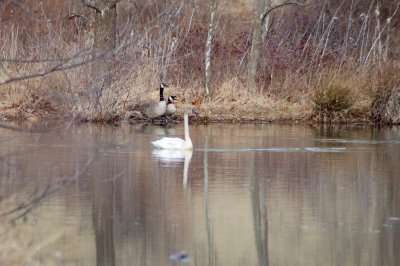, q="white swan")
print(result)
[151,109,193,150]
